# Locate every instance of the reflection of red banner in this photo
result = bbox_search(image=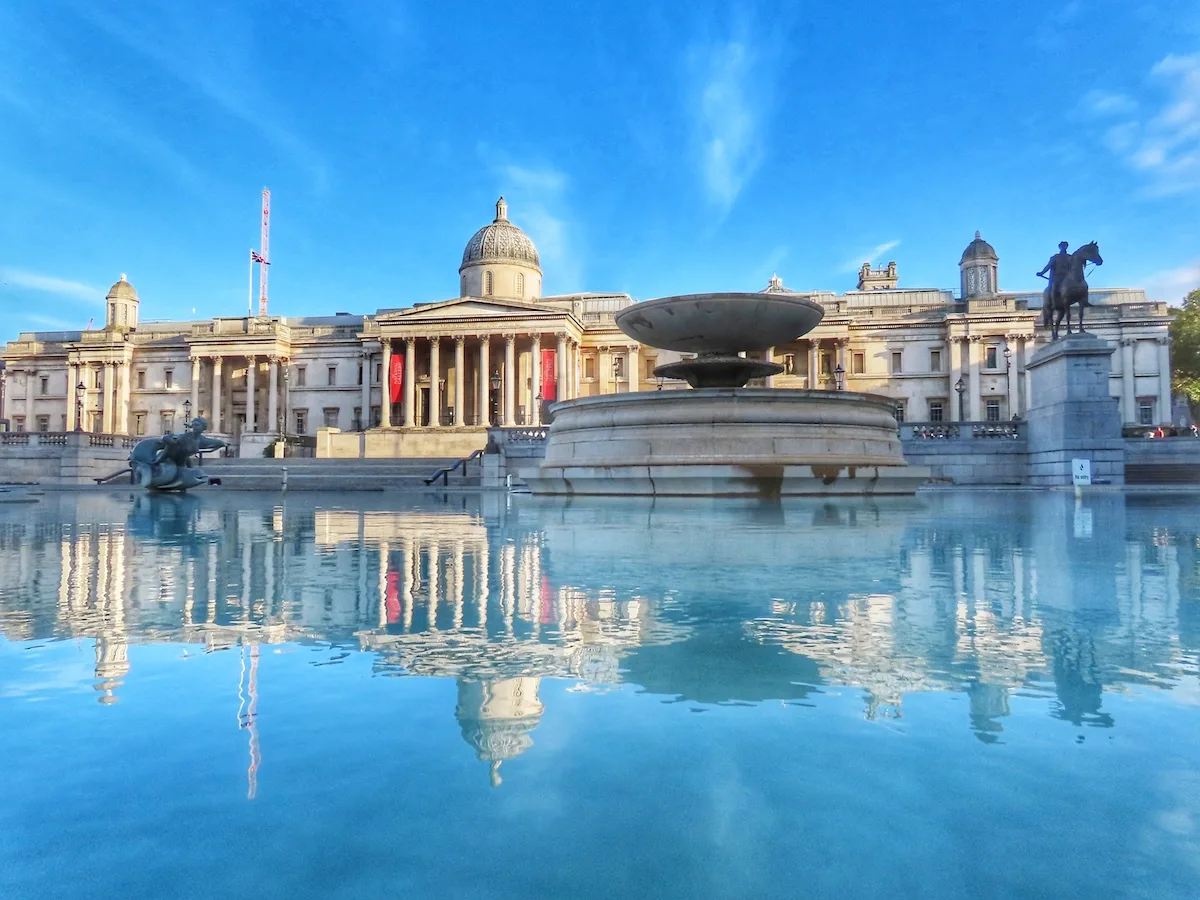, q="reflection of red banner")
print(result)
[540,349,557,402]
[389,352,404,404]
[385,565,402,624]
[540,574,555,624]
